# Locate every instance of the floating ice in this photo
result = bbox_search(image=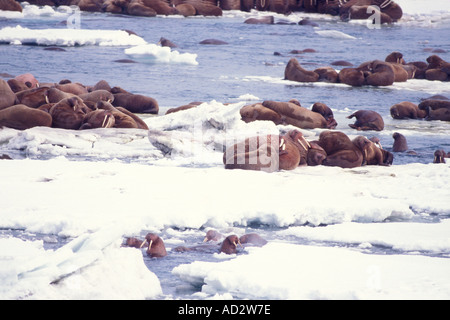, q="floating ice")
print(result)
[315,30,357,40]
[125,43,199,65]
[0,25,147,46]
